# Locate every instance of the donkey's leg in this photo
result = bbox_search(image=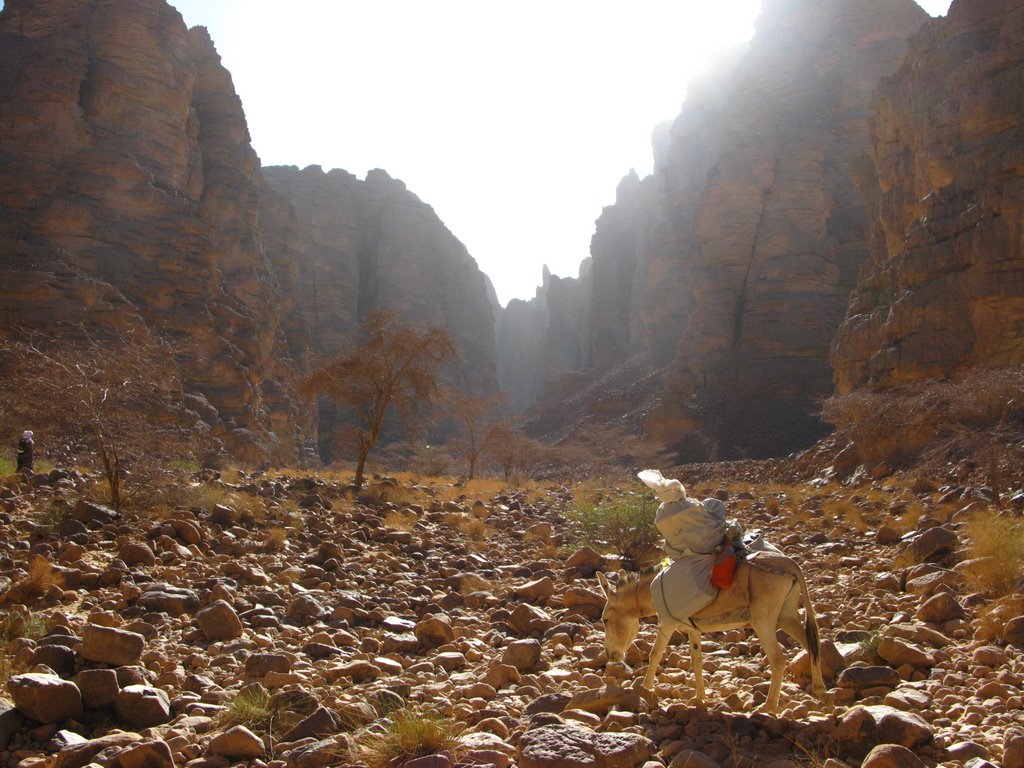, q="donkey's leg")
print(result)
[642,623,674,695]
[750,614,786,713]
[687,628,705,704]
[778,585,828,702]
[778,602,827,702]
